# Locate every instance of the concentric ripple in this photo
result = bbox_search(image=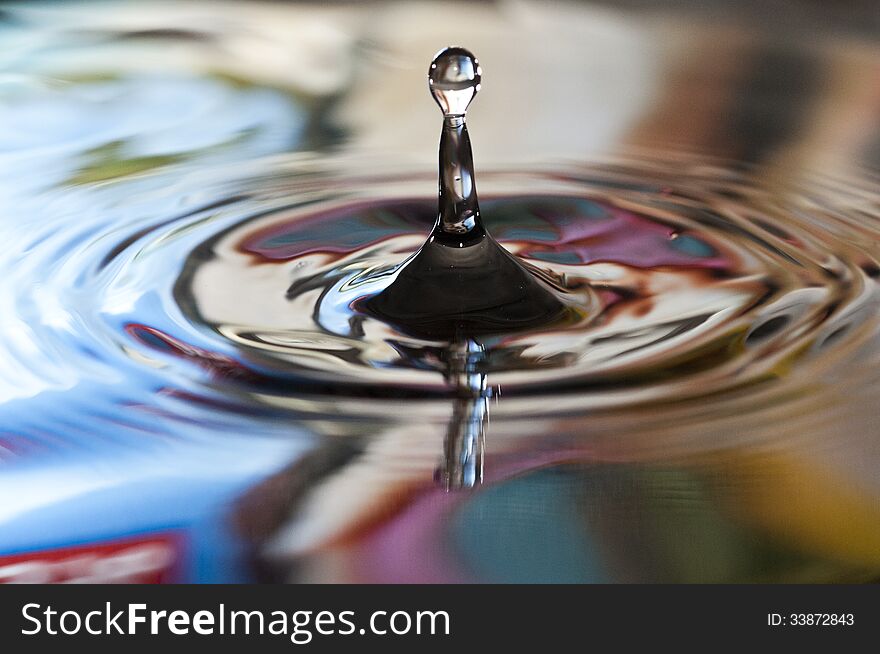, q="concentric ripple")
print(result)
[4,150,880,467]
[107,159,880,410]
